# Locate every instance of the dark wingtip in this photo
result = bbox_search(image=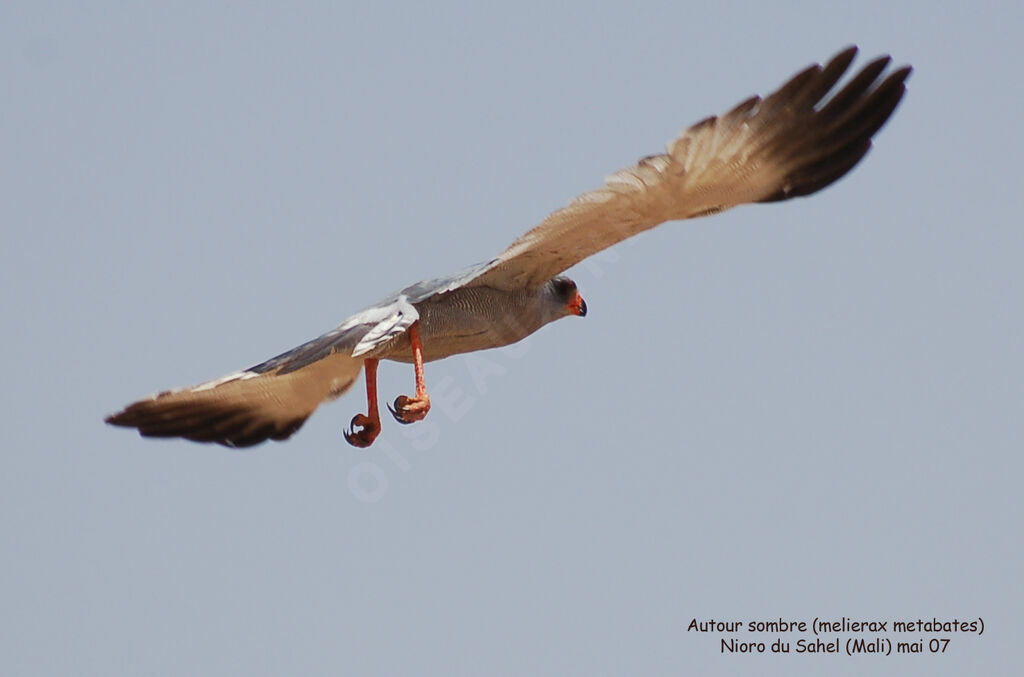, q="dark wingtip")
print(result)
[831,45,860,67]
[105,407,137,427]
[891,64,914,83]
[755,47,911,203]
[105,395,308,448]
